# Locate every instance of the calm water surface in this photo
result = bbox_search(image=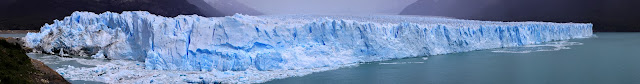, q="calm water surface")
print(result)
[264,33,640,84]
[0,34,26,37]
